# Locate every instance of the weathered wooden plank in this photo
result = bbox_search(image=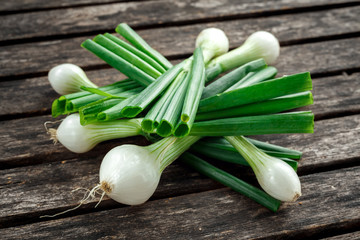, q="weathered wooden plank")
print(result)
[0,166,358,239]
[311,72,360,120]
[0,113,359,226]
[1,6,359,78]
[0,155,227,228]
[0,68,125,118]
[0,0,141,13]
[0,0,357,42]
